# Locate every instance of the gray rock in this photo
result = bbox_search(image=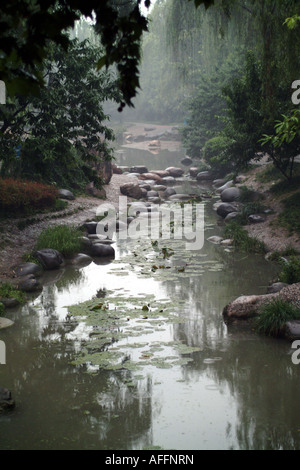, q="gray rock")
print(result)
[216,180,234,193]
[12,262,43,278]
[0,298,20,308]
[267,282,288,294]
[120,182,144,199]
[89,243,115,258]
[217,203,238,219]
[80,236,92,249]
[34,249,64,270]
[220,239,234,247]
[129,166,148,174]
[181,157,193,166]
[213,178,226,187]
[165,167,184,177]
[15,274,42,292]
[248,214,265,224]
[221,187,241,203]
[0,387,15,412]
[84,221,98,234]
[196,171,213,181]
[189,168,199,177]
[282,321,300,341]
[139,184,152,191]
[164,187,177,198]
[0,317,15,329]
[162,176,176,185]
[152,185,167,192]
[69,254,93,267]
[168,194,192,201]
[207,236,223,245]
[224,212,240,223]
[147,190,159,199]
[58,189,75,201]
[149,170,170,178]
